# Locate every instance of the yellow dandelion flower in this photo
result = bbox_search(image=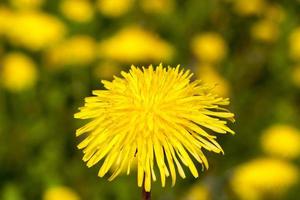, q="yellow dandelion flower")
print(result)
[264,4,285,23]
[9,12,64,50]
[140,0,174,14]
[191,33,227,64]
[43,186,80,200]
[292,65,300,87]
[289,27,300,61]
[195,64,230,97]
[0,7,14,36]
[261,124,300,159]
[45,35,97,69]
[182,183,211,200]
[251,19,279,43]
[1,52,37,92]
[98,26,174,63]
[9,0,44,10]
[231,158,299,200]
[74,64,235,192]
[233,0,266,16]
[97,0,134,18]
[7,11,66,51]
[60,0,94,23]
[110,156,138,175]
